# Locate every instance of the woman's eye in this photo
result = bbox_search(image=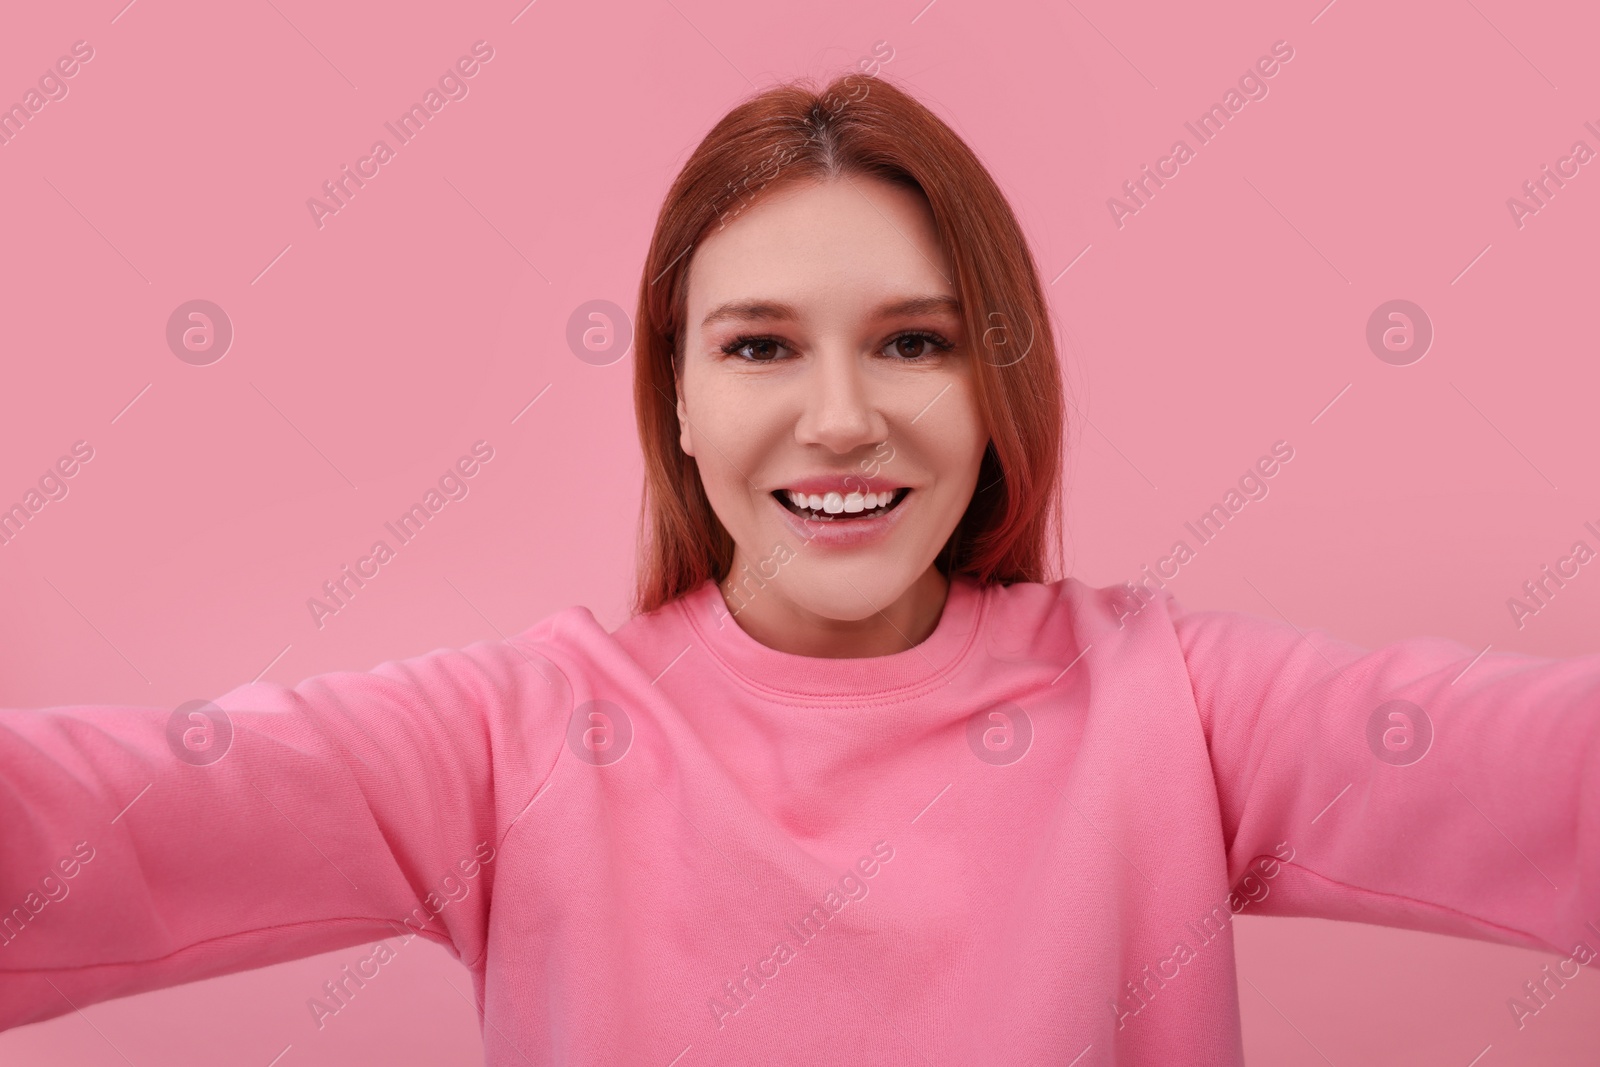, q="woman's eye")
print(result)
[721,331,952,362]
[891,336,929,360]
[723,337,787,361]
[886,332,953,361]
